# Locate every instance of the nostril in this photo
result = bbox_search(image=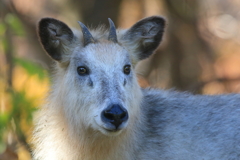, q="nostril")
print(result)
[104,112,115,120]
[120,112,125,119]
[120,111,128,120]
